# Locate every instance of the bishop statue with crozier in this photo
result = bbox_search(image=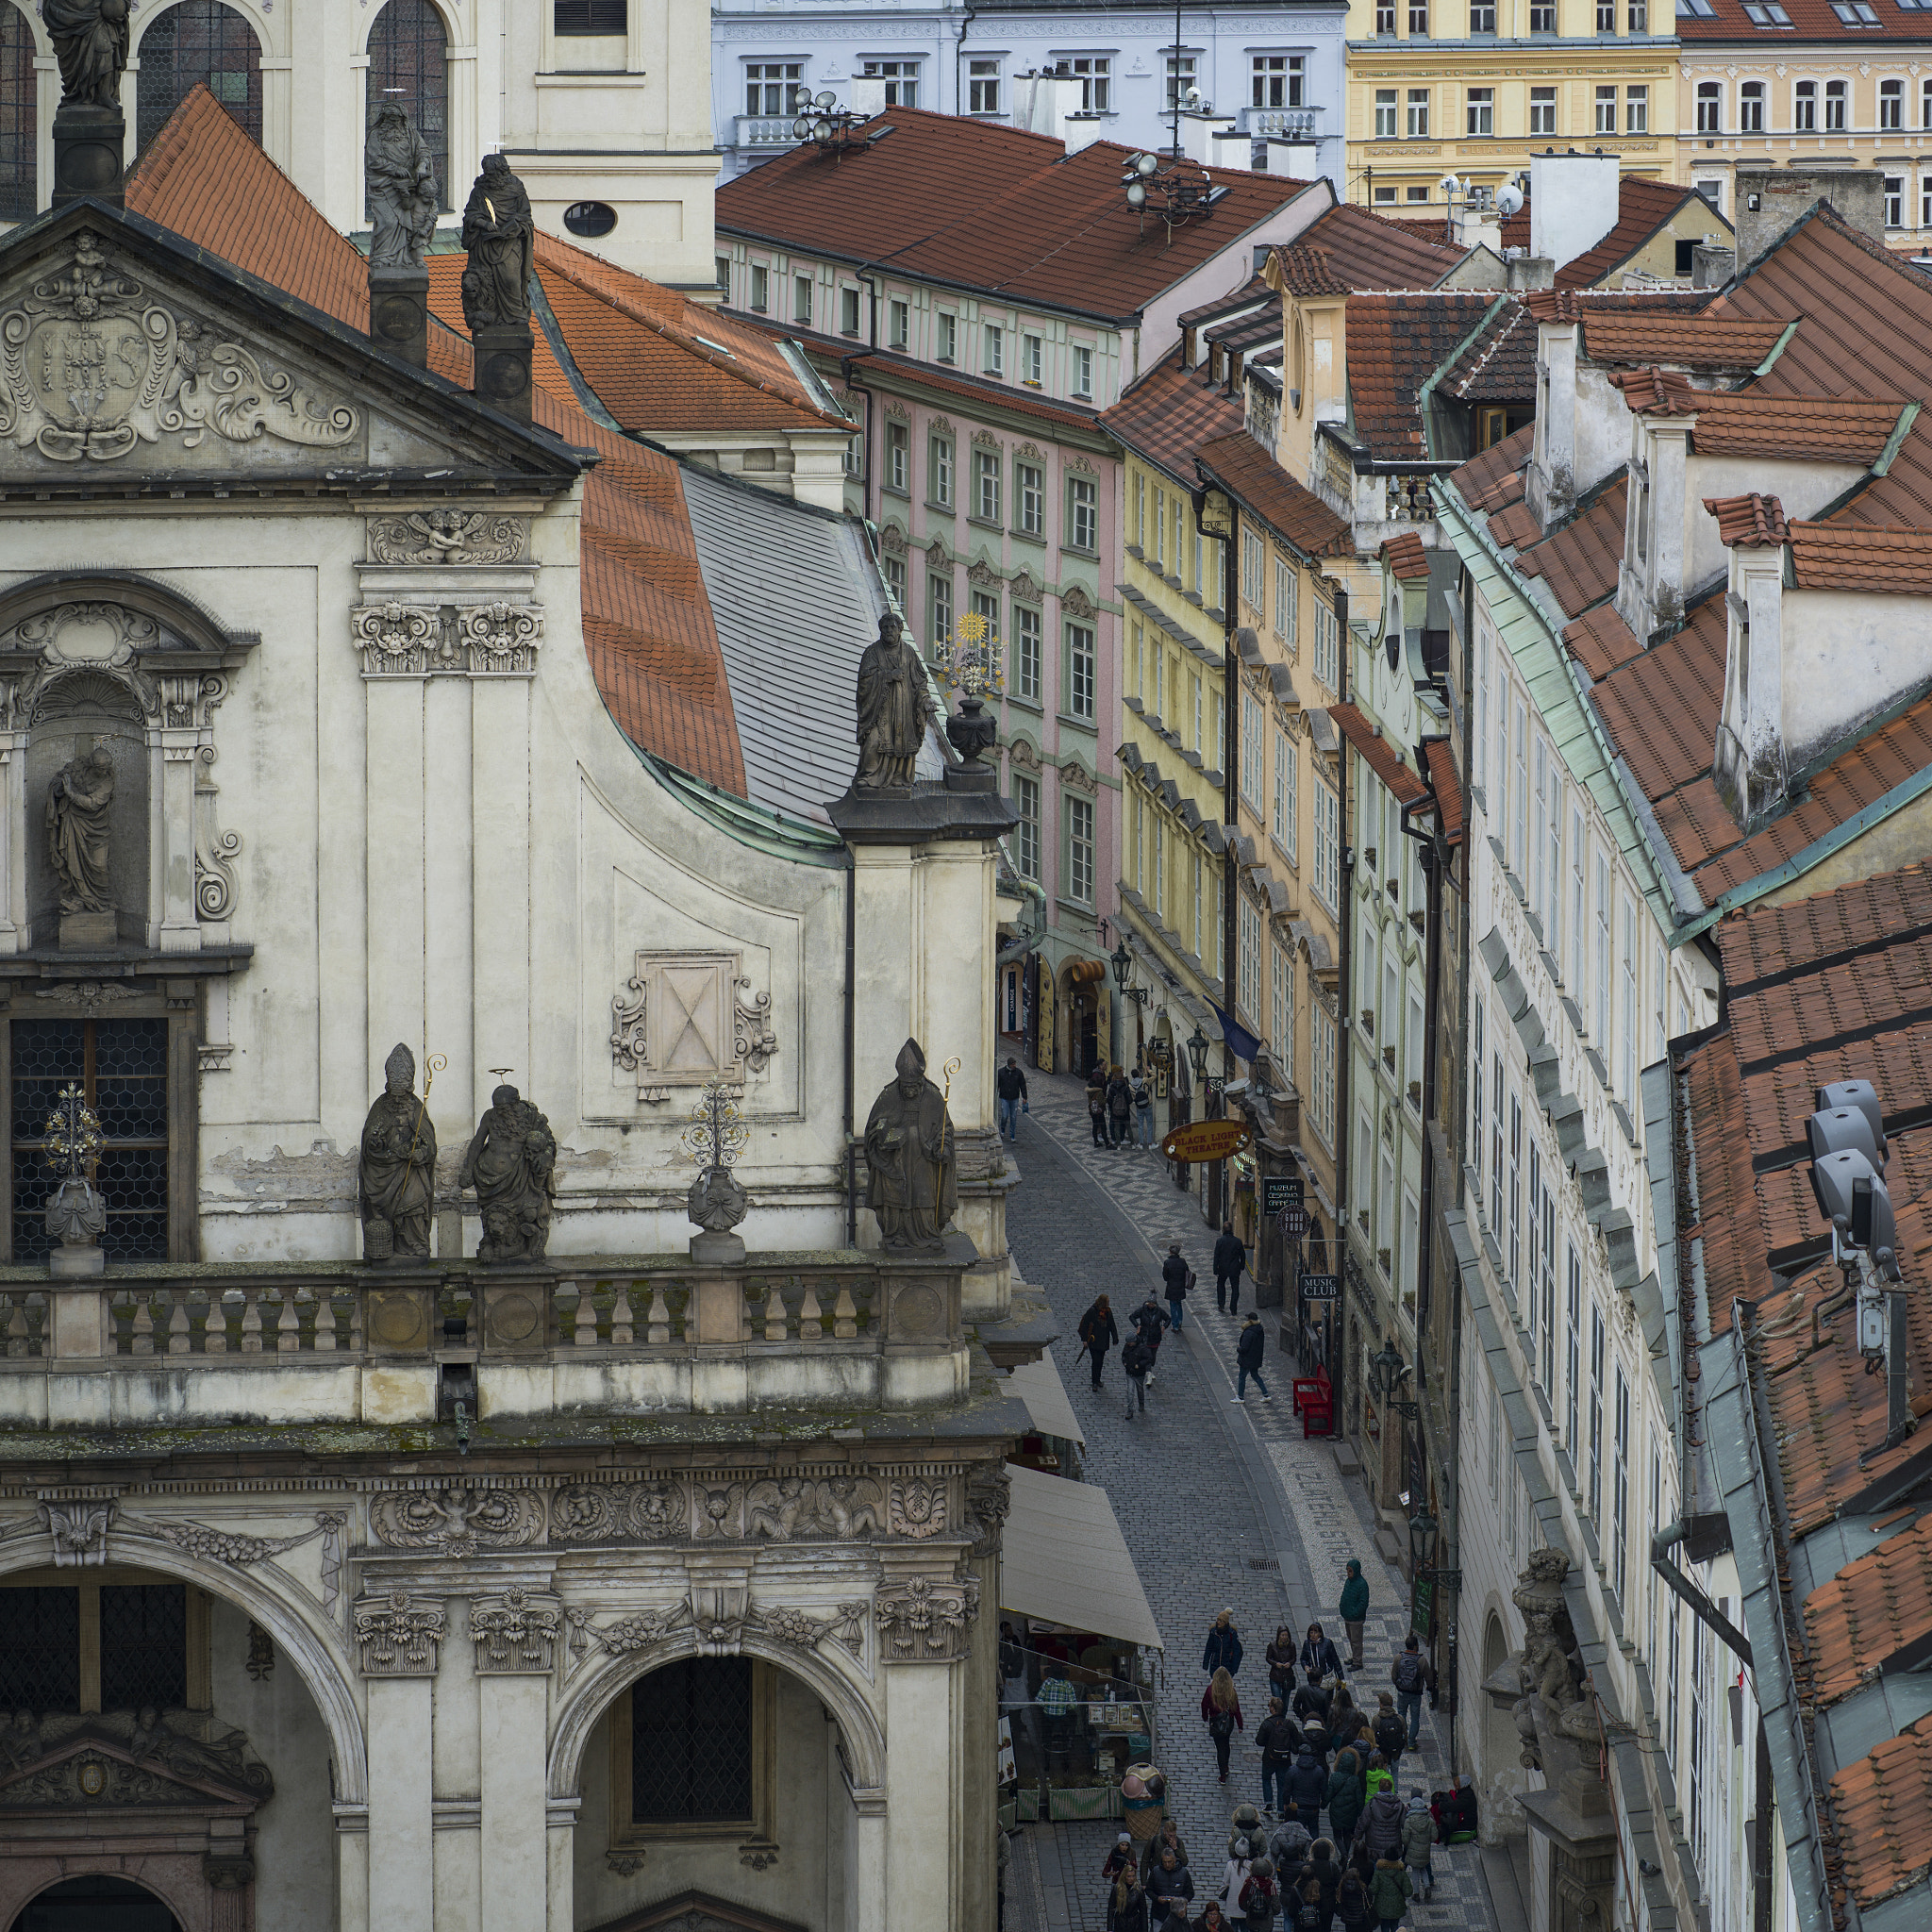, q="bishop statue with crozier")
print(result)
[863,1039,958,1250]
[359,1043,438,1262]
